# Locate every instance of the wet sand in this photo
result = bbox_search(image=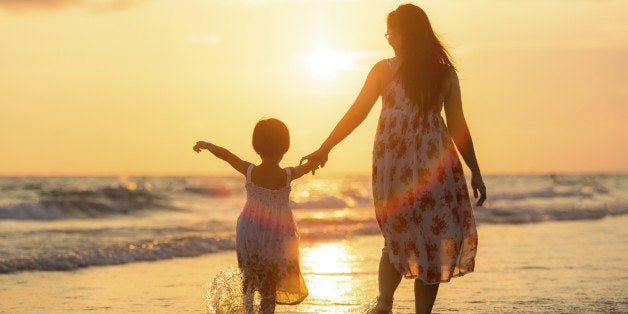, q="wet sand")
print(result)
[1,216,627,313]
